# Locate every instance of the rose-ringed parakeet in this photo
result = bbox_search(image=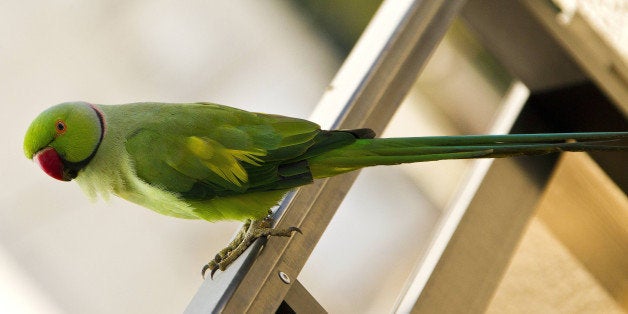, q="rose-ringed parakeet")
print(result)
[23,101,628,277]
